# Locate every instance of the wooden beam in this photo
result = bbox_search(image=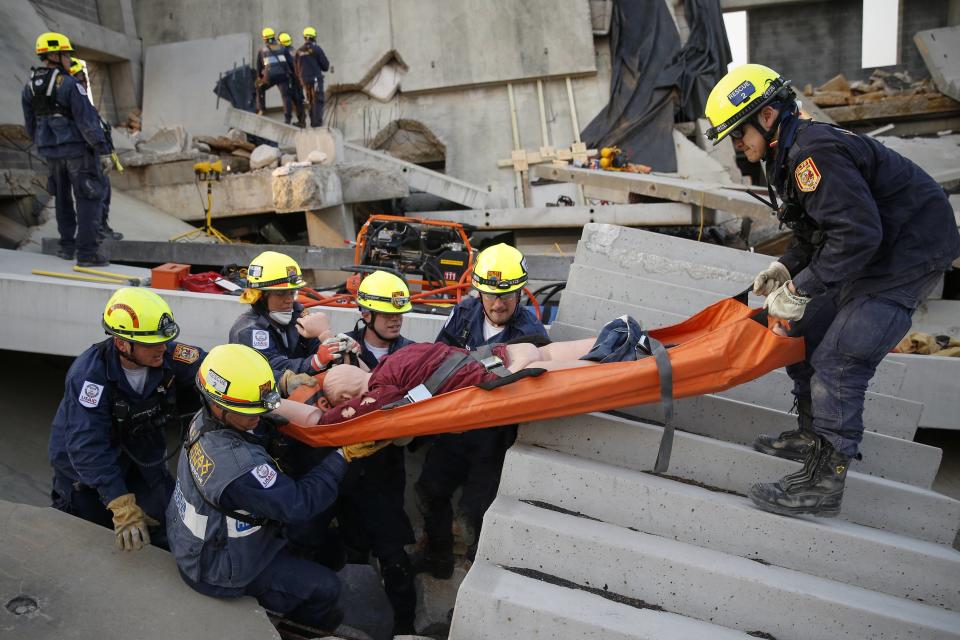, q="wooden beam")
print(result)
[533,165,786,244]
[823,94,960,124]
